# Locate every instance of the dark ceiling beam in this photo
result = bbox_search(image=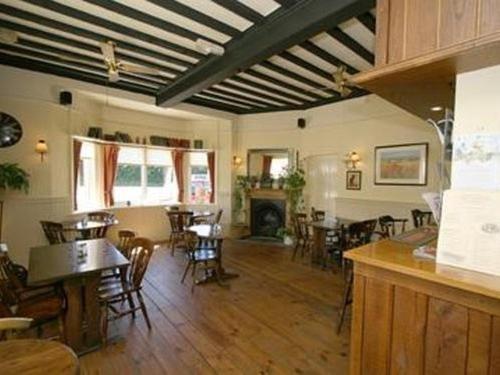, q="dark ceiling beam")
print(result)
[219,80,295,106]
[299,40,358,74]
[147,0,240,37]
[326,27,374,64]
[273,0,303,8]
[156,0,375,106]
[83,0,221,45]
[259,60,340,96]
[357,11,376,33]
[184,96,246,114]
[243,69,324,101]
[0,53,157,96]
[206,87,274,107]
[197,91,260,109]
[0,43,164,89]
[278,51,333,81]
[211,0,264,24]
[0,19,182,76]
[0,4,194,68]
[24,0,204,60]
